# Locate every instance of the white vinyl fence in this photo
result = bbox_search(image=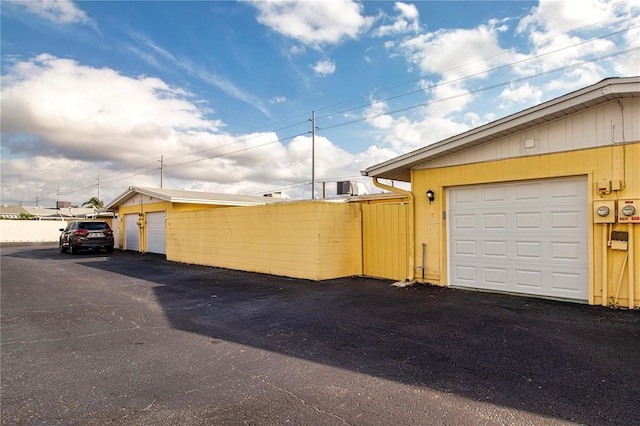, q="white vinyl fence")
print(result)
[0,220,68,243]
